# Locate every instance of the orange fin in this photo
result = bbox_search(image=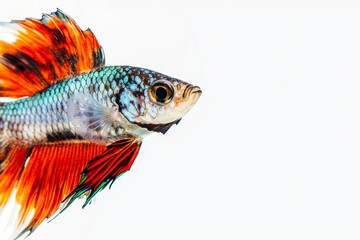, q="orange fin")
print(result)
[0,145,29,207]
[0,9,105,98]
[15,143,106,237]
[65,138,142,208]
